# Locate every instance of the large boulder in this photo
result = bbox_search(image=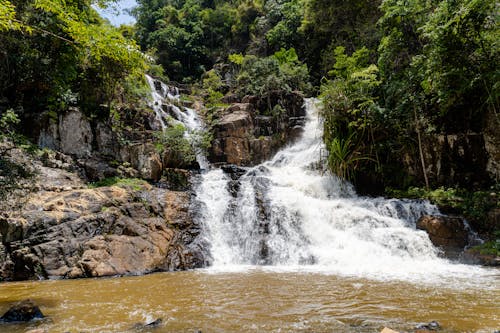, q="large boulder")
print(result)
[211,107,254,165]
[210,92,306,166]
[1,182,204,280]
[416,215,469,256]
